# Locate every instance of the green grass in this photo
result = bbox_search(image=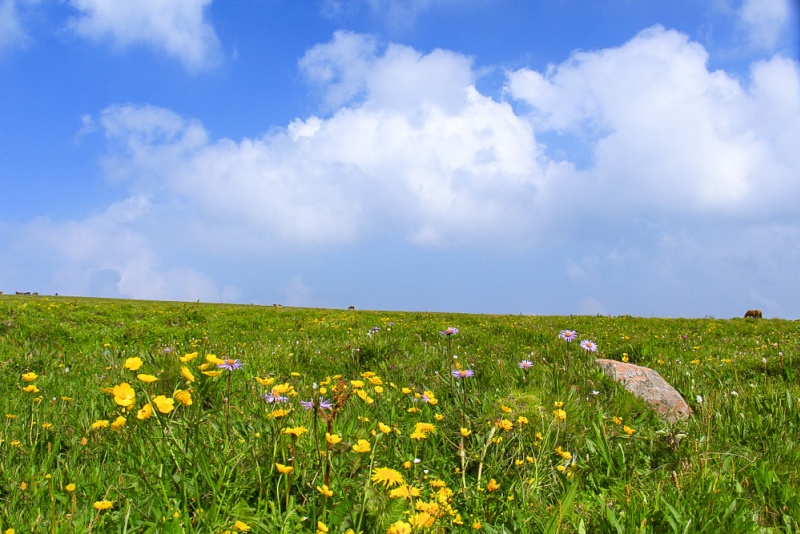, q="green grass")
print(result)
[1,295,799,533]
